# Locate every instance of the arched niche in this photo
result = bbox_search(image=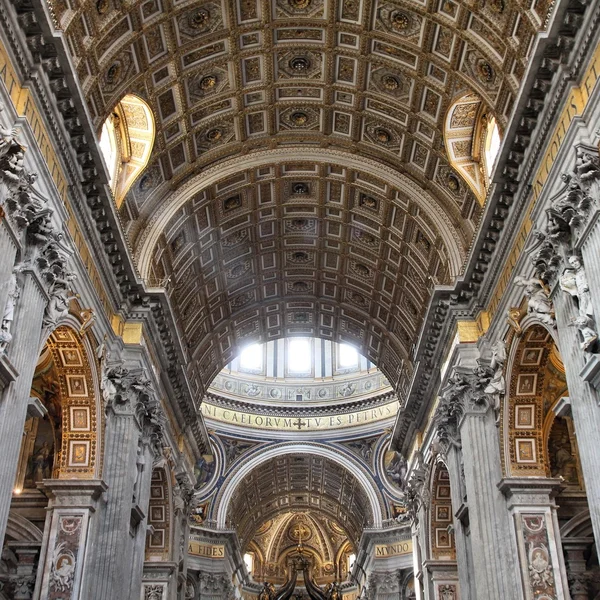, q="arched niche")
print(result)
[428,462,456,561]
[145,466,173,561]
[501,324,578,479]
[99,94,155,208]
[14,324,102,492]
